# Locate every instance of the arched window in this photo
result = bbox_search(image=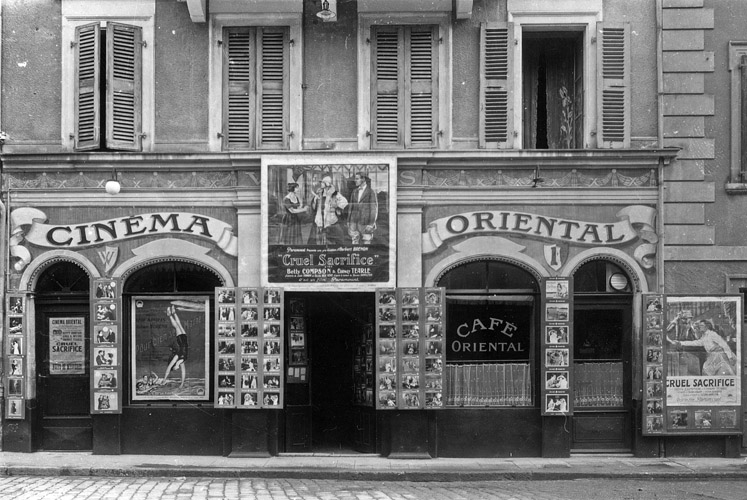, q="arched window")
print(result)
[36,261,90,296]
[124,262,222,404]
[572,260,633,409]
[437,260,539,407]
